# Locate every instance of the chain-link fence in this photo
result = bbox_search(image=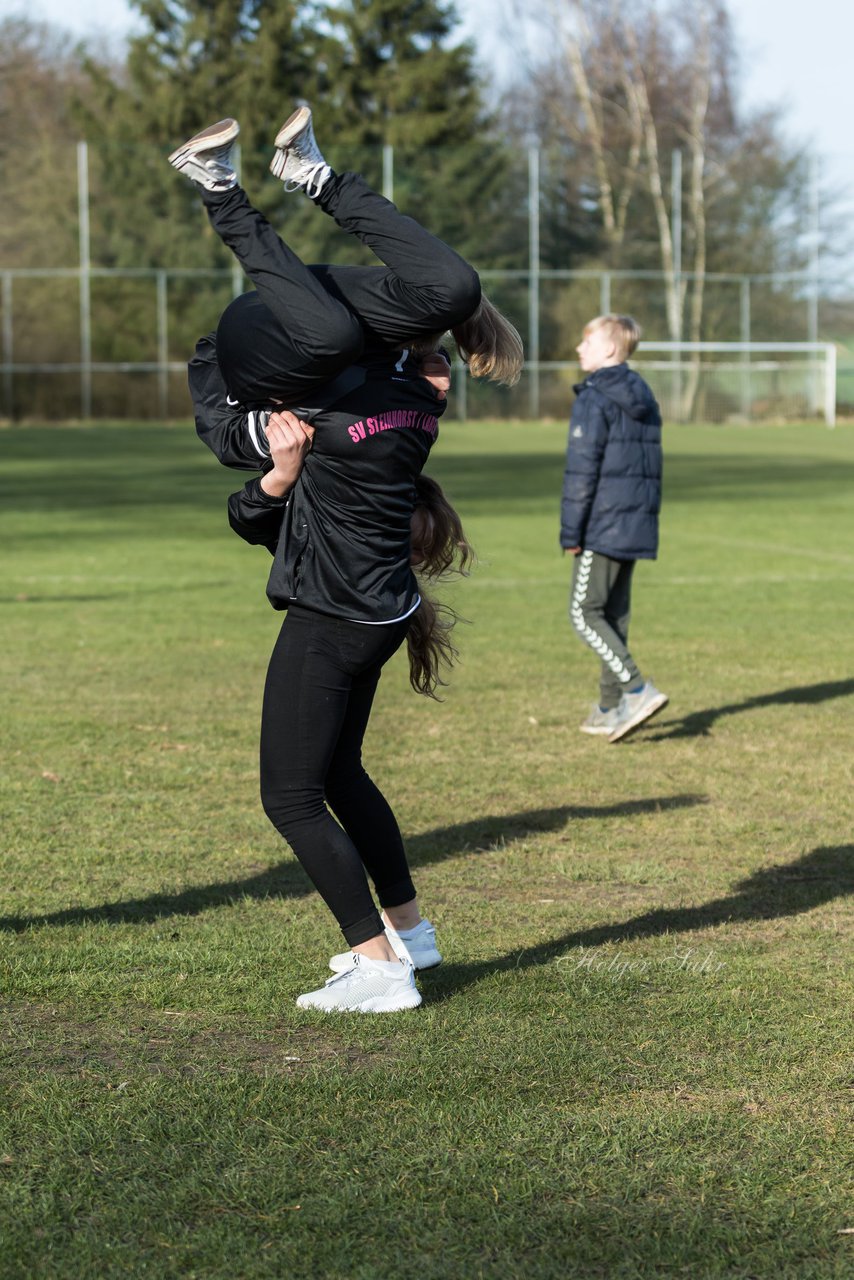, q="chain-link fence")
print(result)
[3,142,851,422]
